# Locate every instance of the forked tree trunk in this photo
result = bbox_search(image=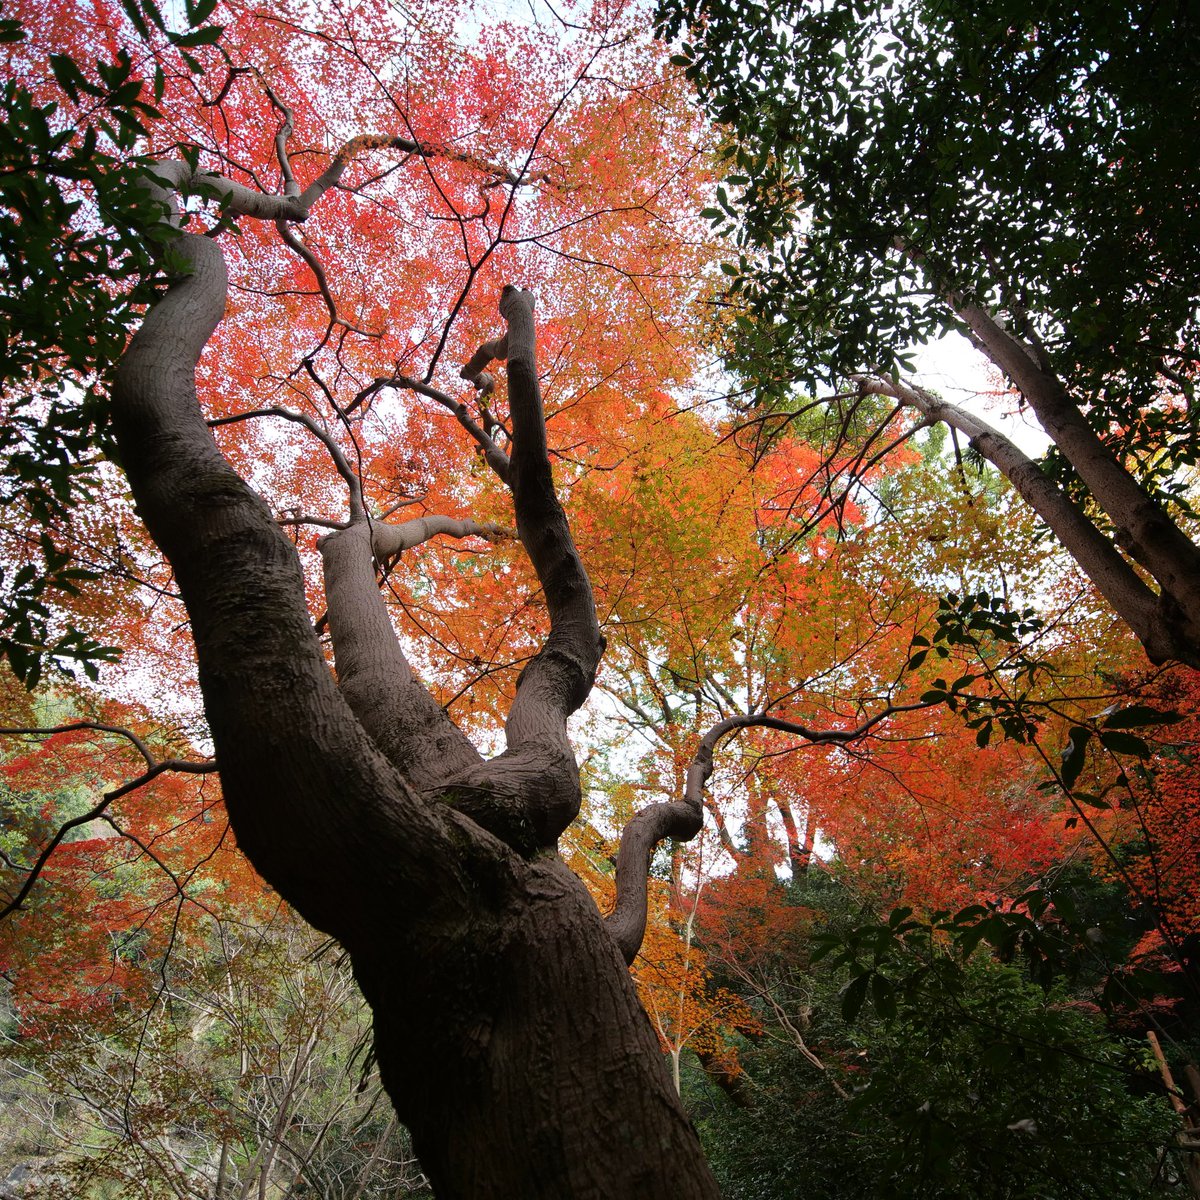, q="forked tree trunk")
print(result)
[110,218,721,1198]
